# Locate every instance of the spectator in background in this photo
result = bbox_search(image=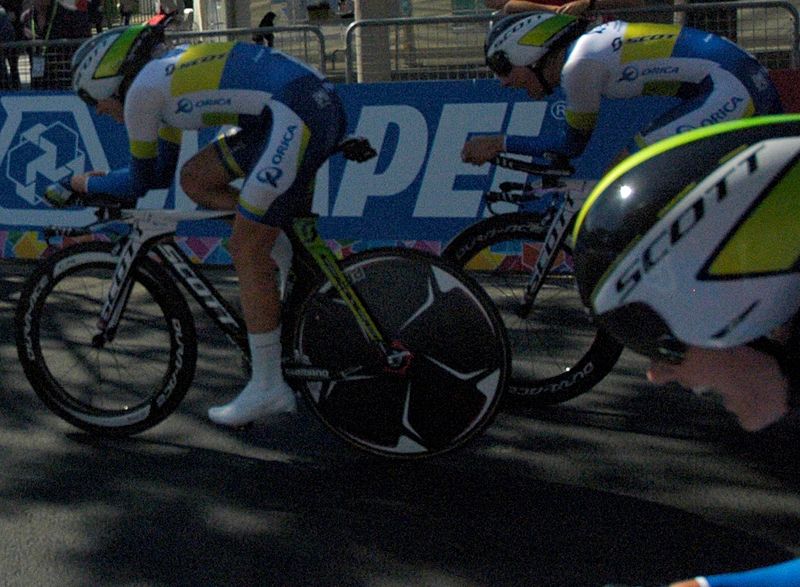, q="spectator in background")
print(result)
[0,1,21,89]
[118,0,136,25]
[88,0,103,33]
[252,10,275,47]
[337,0,353,18]
[22,0,91,89]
